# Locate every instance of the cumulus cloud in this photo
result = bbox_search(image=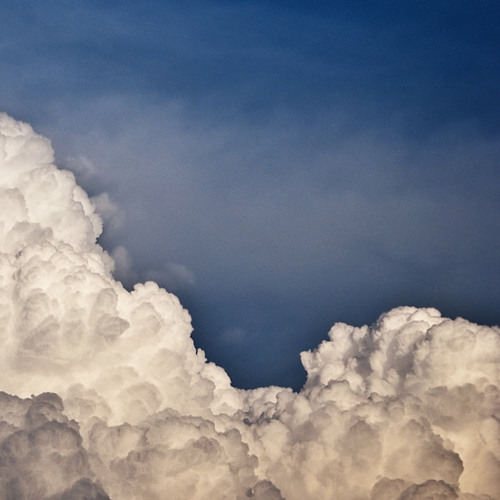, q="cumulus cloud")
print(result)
[0,391,109,500]
[0,112,498,499]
